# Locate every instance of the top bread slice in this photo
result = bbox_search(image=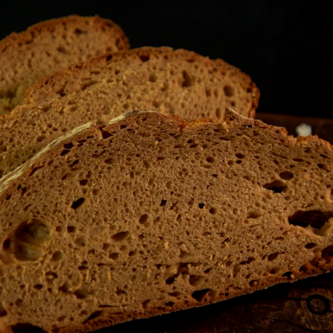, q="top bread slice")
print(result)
[0,15,130,115]
[0,110,333,333]
[0,47,259,179]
